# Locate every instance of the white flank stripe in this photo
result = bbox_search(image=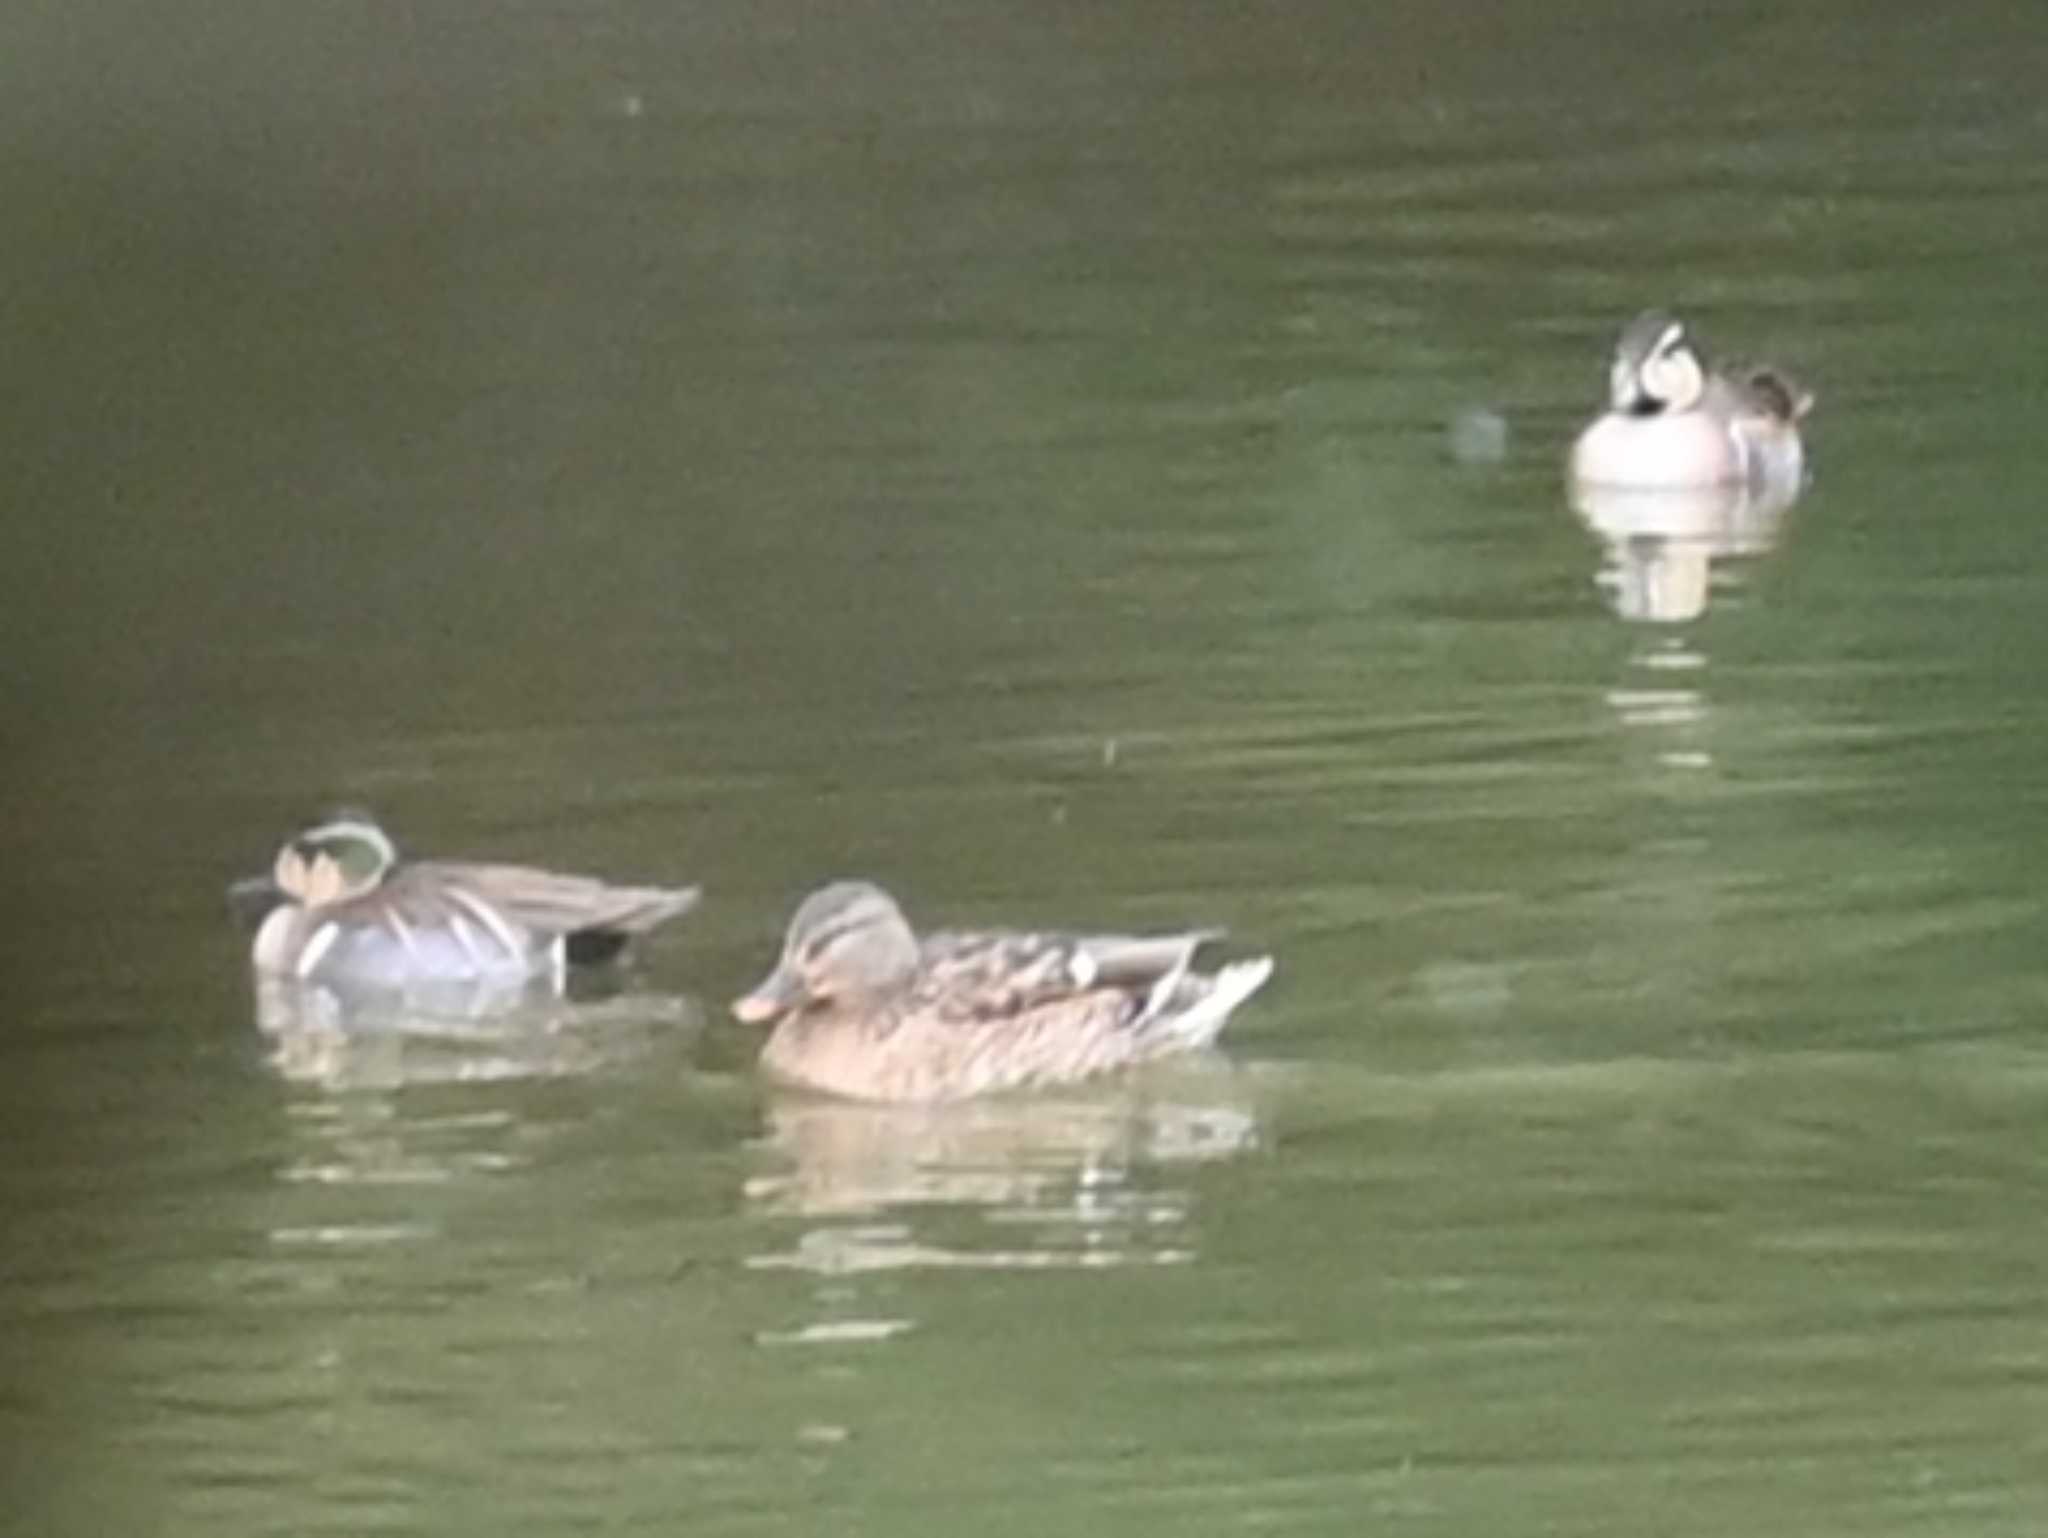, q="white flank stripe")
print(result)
[446,888,526,968]
[447,912,486,972]
[296,923,340,980]
[384,909,424,964]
